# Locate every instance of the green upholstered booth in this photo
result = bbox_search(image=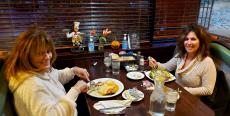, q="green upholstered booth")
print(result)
[0,59,7,115]
[0,59,17,116]
[202,41,230,116]
[210,42,230,67]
